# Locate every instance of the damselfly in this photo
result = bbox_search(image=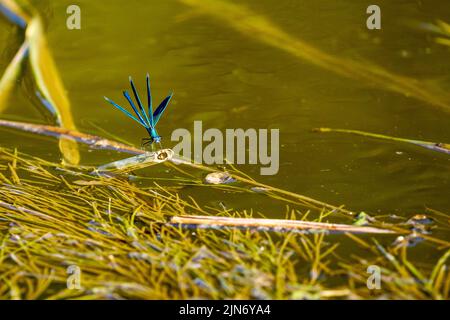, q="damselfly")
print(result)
[104,74,173,149]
